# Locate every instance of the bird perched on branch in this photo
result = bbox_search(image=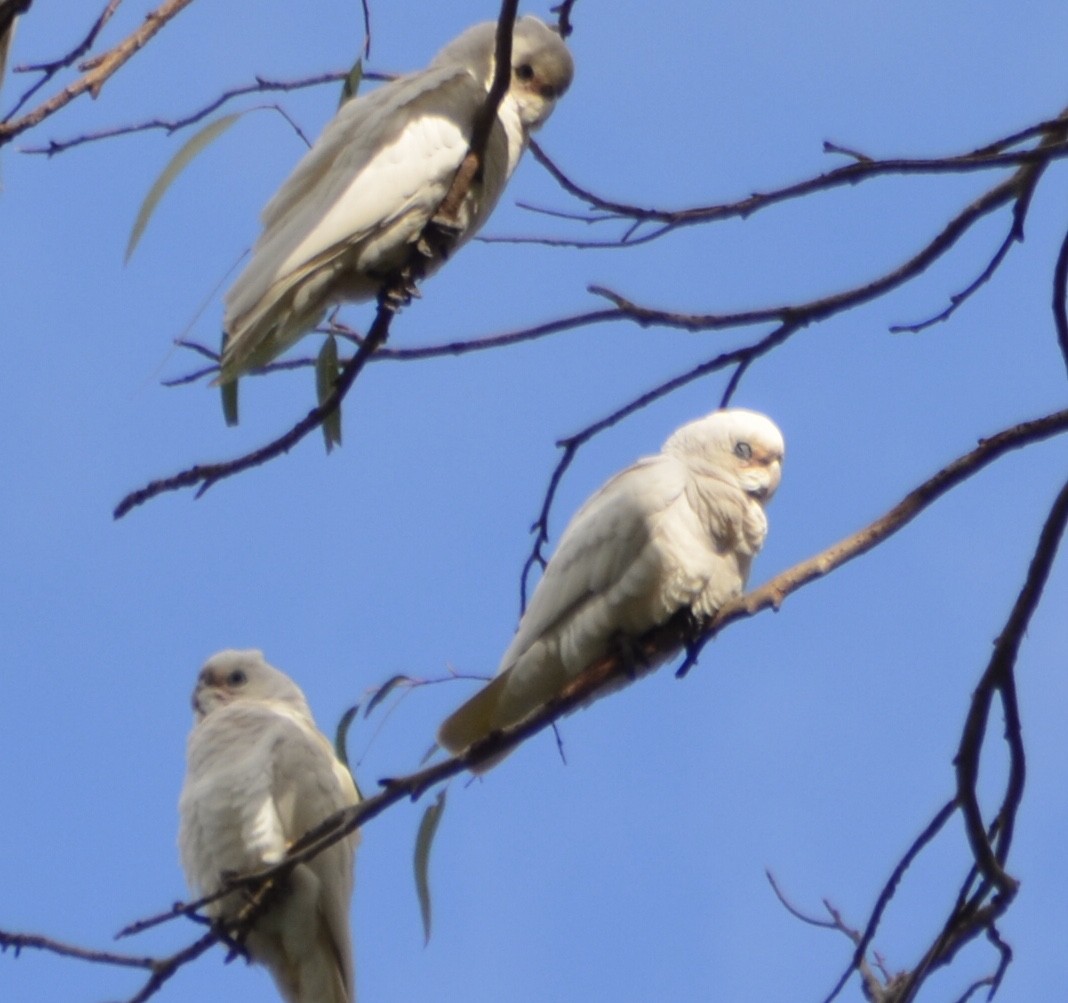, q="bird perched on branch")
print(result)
[438,408,785,770]
[218,16,574,384]
[179,650,360,1003]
